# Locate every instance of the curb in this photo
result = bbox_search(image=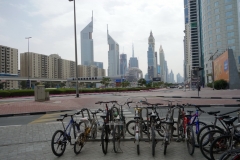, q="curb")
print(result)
[193,104,240,107]
[0,109,73,118]
[0,104,239,118]
[156,96,240,99]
